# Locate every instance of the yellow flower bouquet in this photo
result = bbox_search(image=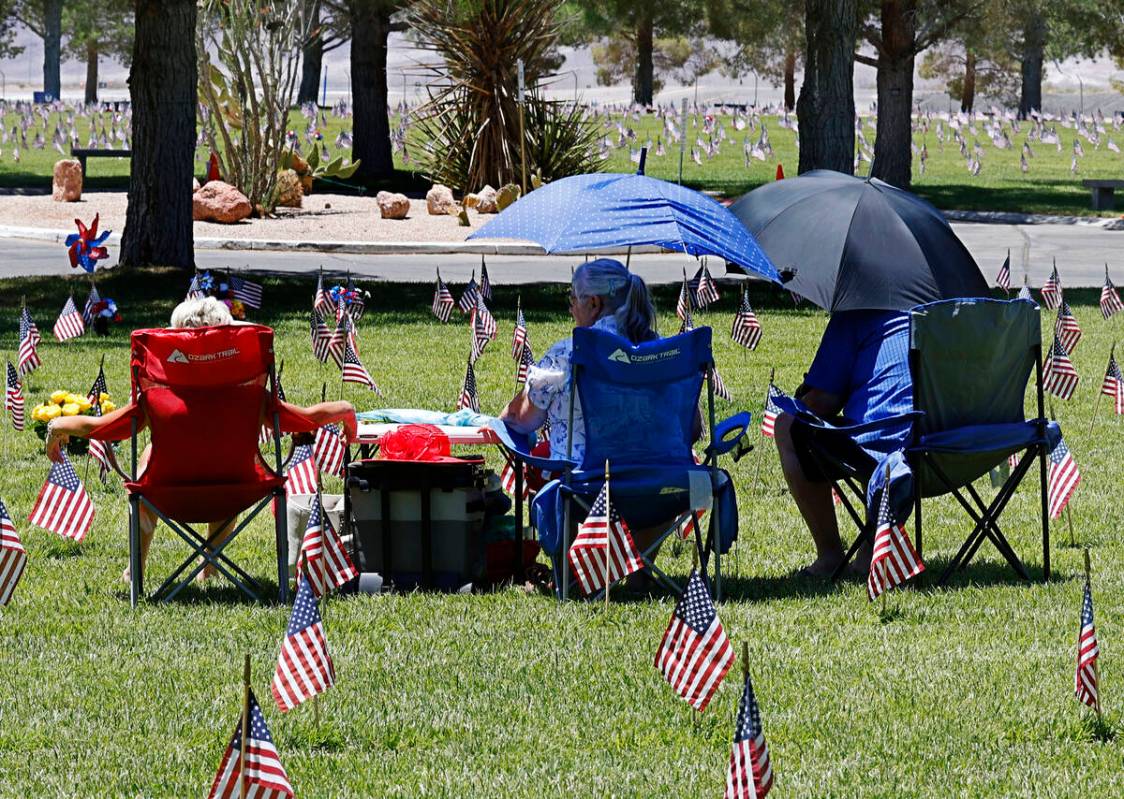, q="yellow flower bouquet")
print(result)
[30,389,116,454]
